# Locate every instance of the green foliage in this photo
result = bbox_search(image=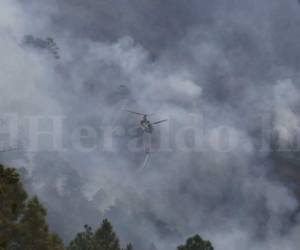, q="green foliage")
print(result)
[1,164,216,250]
[0,164,65,250]
[18,197,51,250]
[49,234,66,250]
[68,225,95,250]
[0,165,27,249]
[177,235,214,250]
[68,219,133,250]
[125,243,133,250]
[0,165,27,220]
[1,165,132,250]
[94,219,120,250]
